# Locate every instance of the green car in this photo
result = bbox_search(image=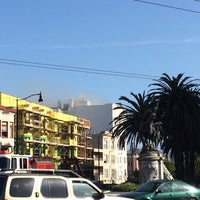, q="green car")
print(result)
[119,179,200,200]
